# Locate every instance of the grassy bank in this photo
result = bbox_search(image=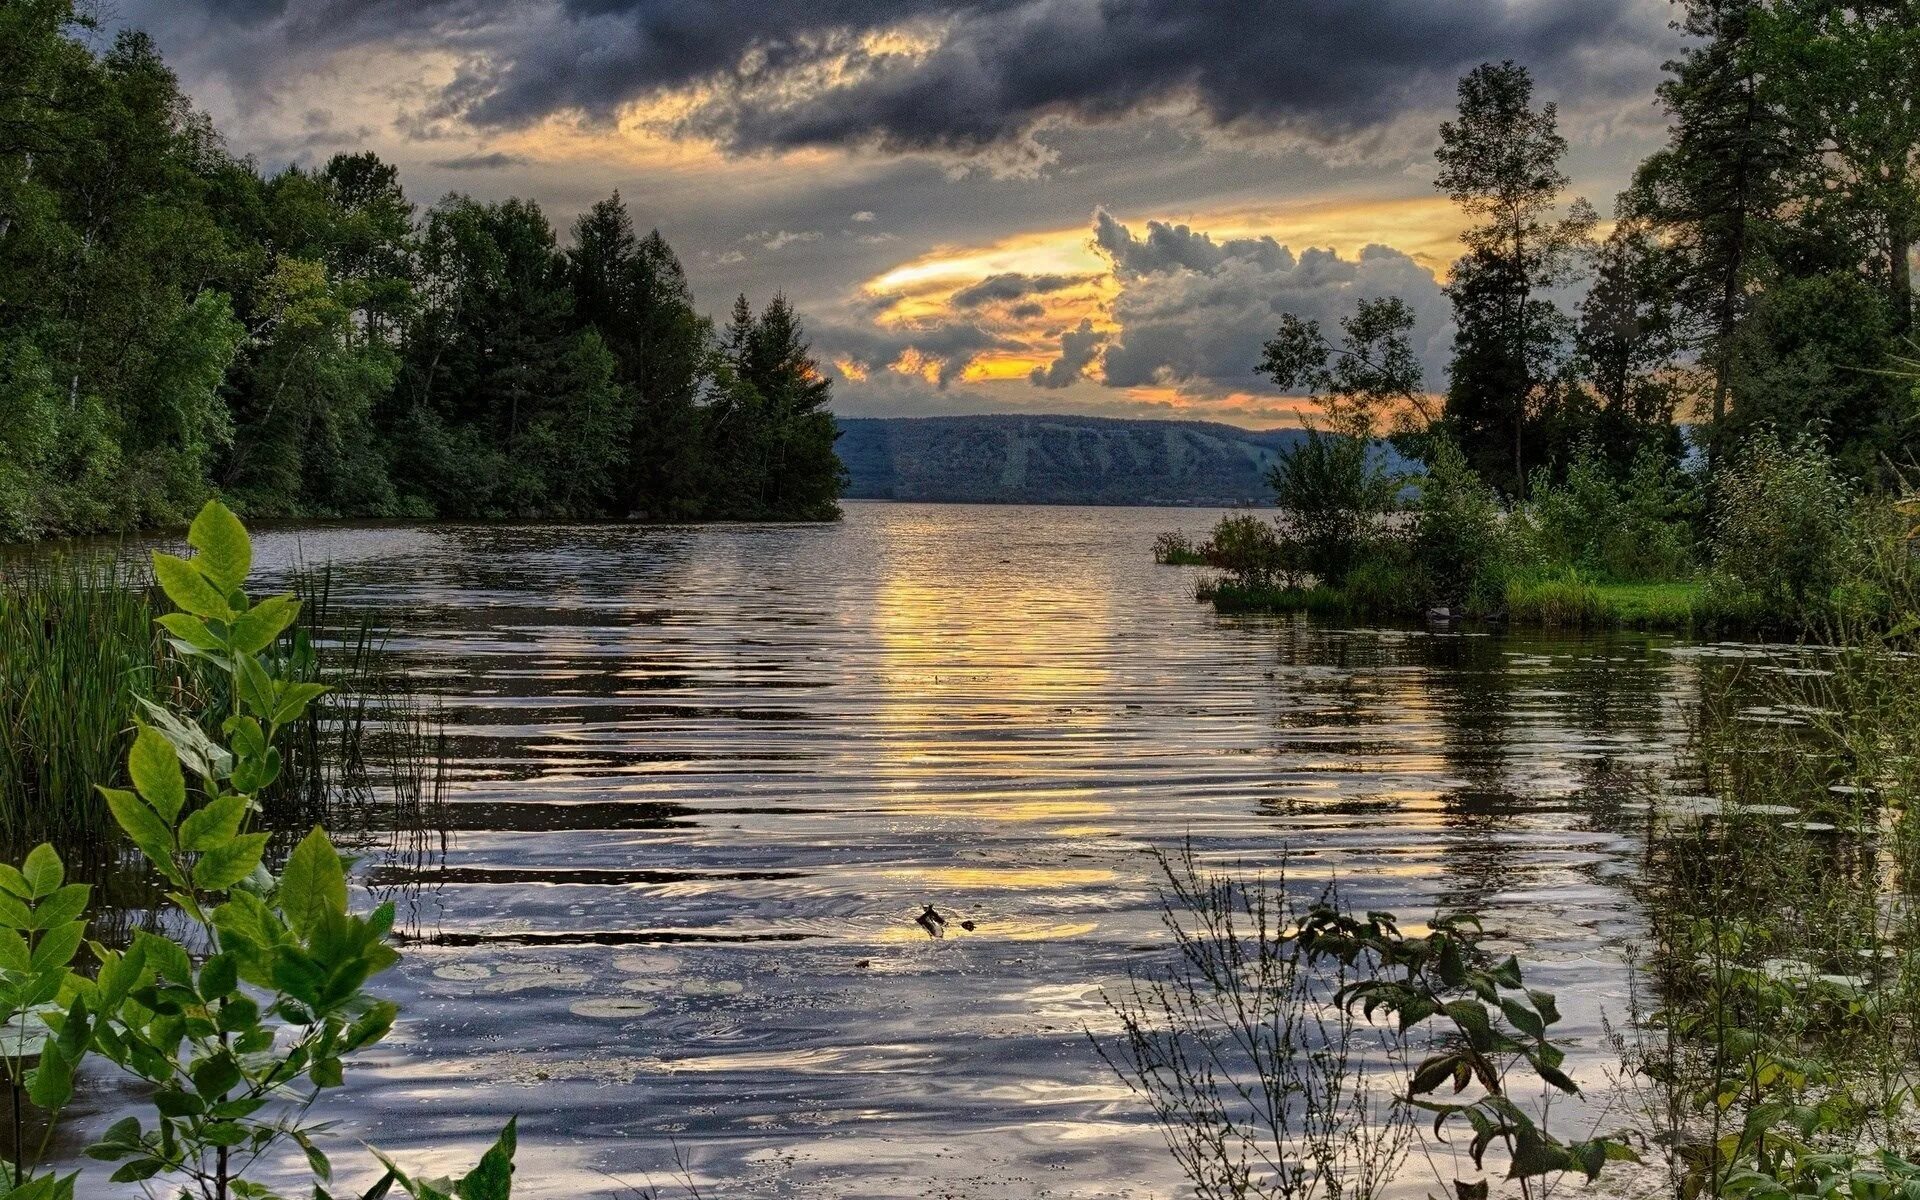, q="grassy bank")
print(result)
[1199,568,1706,630]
